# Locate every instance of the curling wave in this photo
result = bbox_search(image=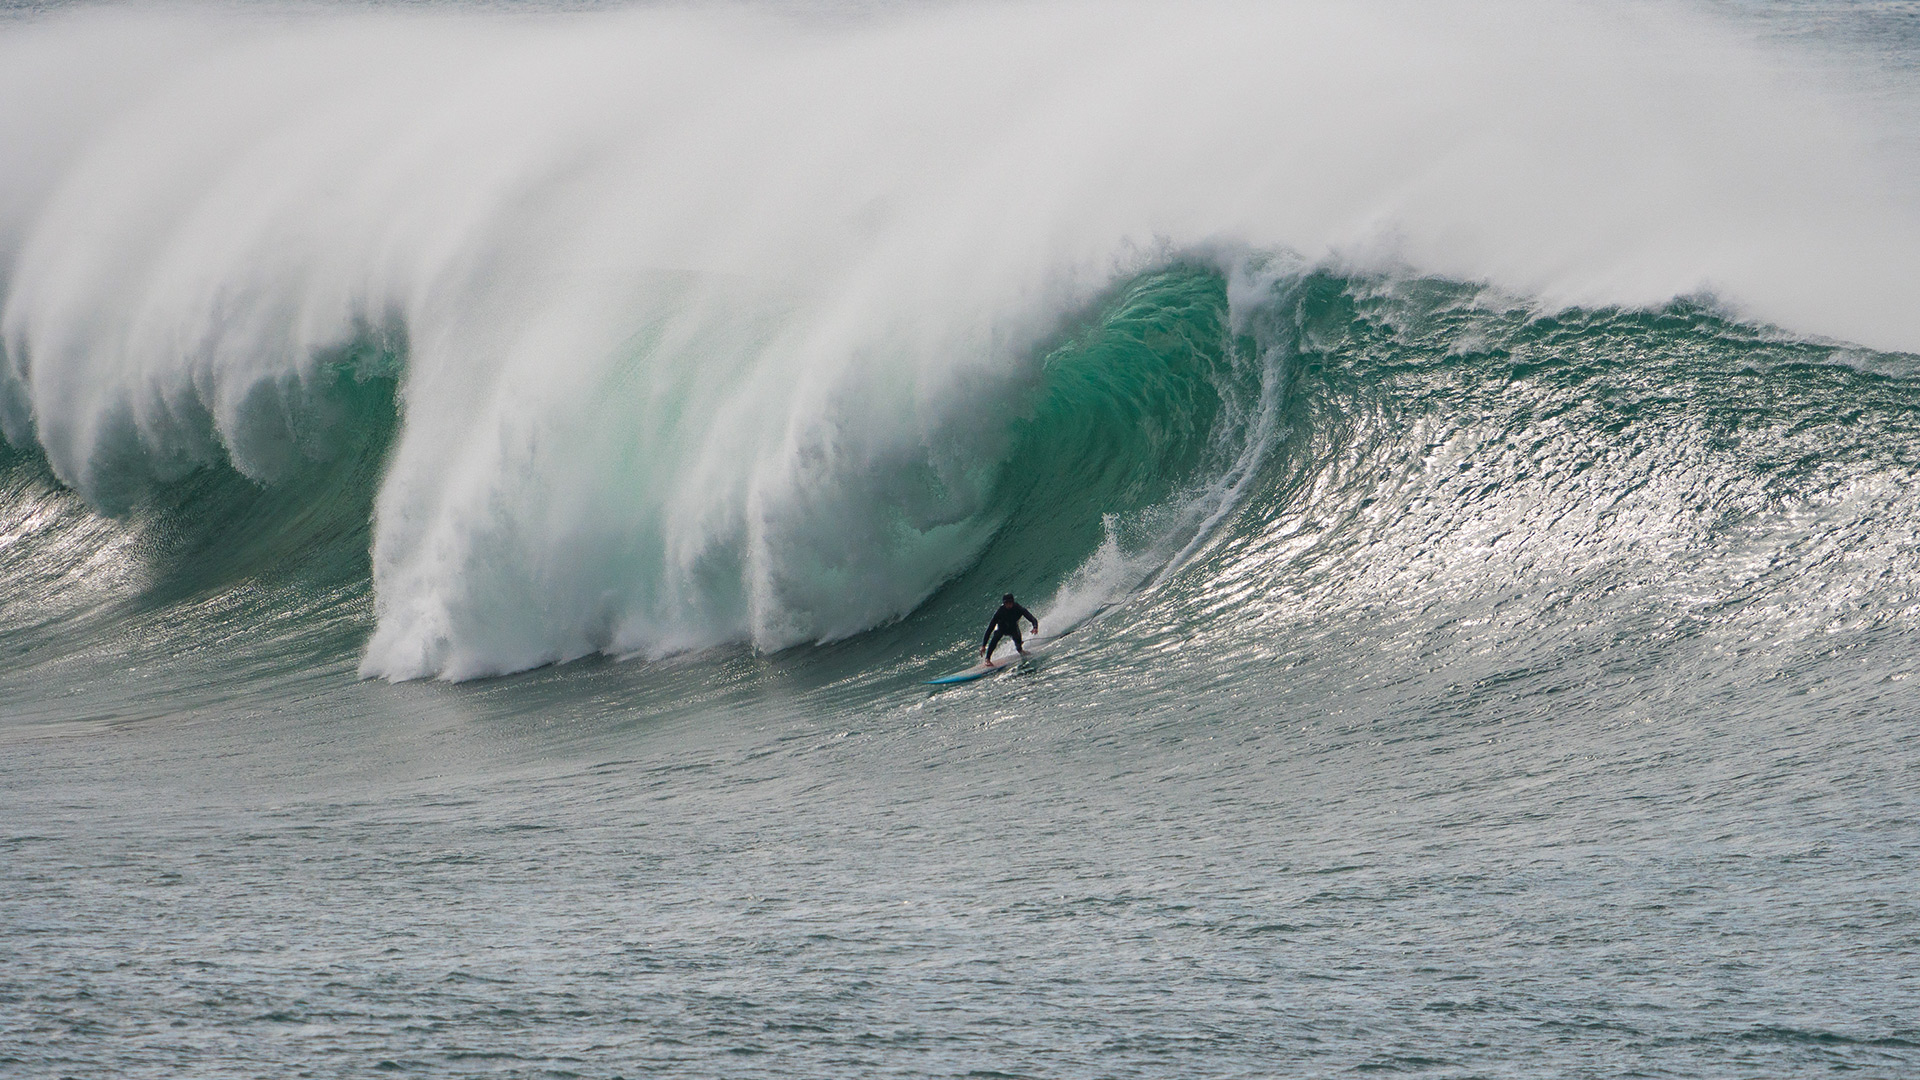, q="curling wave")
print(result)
[2,1,1918,681]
